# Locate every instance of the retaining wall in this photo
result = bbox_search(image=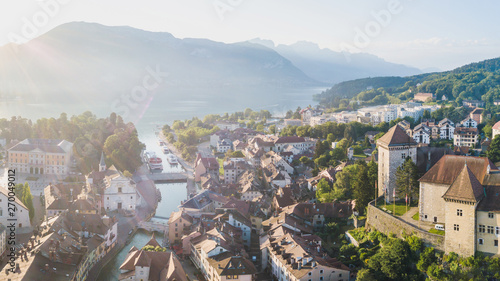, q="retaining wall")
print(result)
[366,198,445,251]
